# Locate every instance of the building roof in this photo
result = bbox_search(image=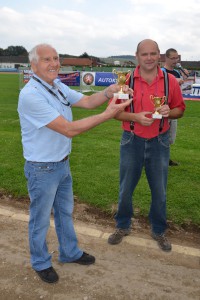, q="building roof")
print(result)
[159,54,181,63]
[61,58,94,67]
[0,55,199,70]
[0,56,29,63]
[181,61,200,69]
